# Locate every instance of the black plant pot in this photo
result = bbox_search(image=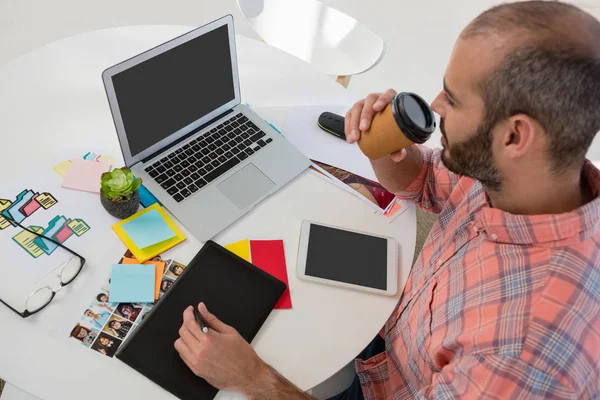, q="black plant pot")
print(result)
[100,190,140,219]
